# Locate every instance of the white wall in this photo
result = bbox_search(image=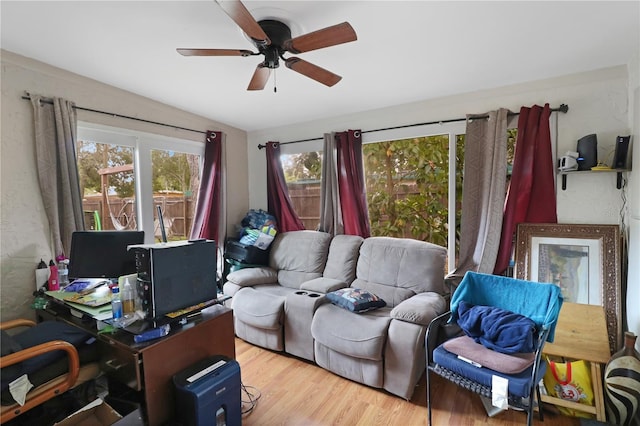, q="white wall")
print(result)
[625,52,640,347]
[0,50,250,321]
[248,65,637,348]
